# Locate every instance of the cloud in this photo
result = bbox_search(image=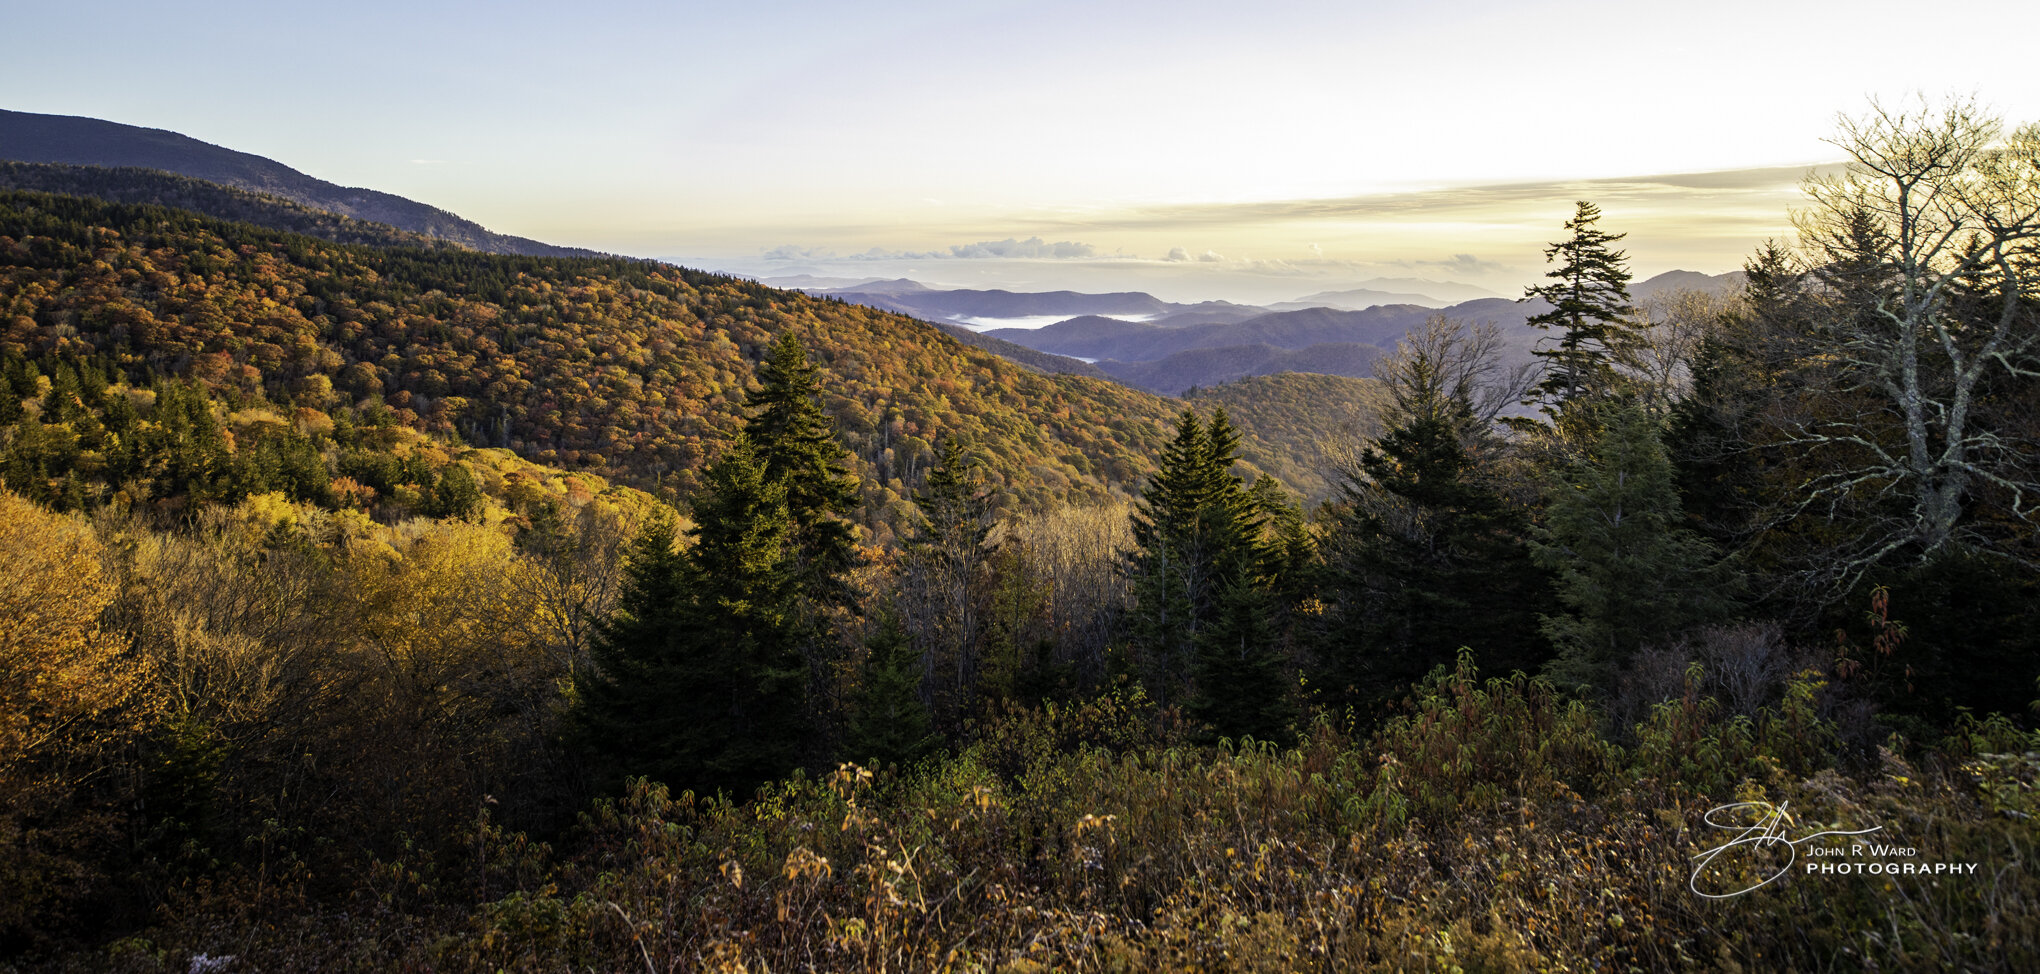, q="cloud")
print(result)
[945,236,1096,259]
[1196,249,1224,262]
[775,236,1101,260]
[763,244,837,260]
[1409,253,1509,276]
[1165,247,1191,262]
[994,164,1831,234]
